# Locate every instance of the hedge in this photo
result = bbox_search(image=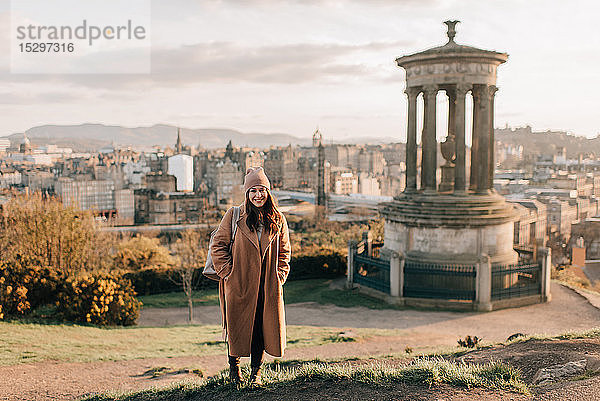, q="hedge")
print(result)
[125,252,347,296]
